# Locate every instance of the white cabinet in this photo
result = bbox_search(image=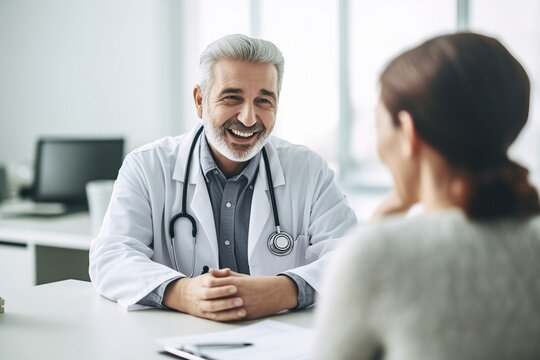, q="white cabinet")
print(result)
[0,242,33,296]
[0,213,92,294]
